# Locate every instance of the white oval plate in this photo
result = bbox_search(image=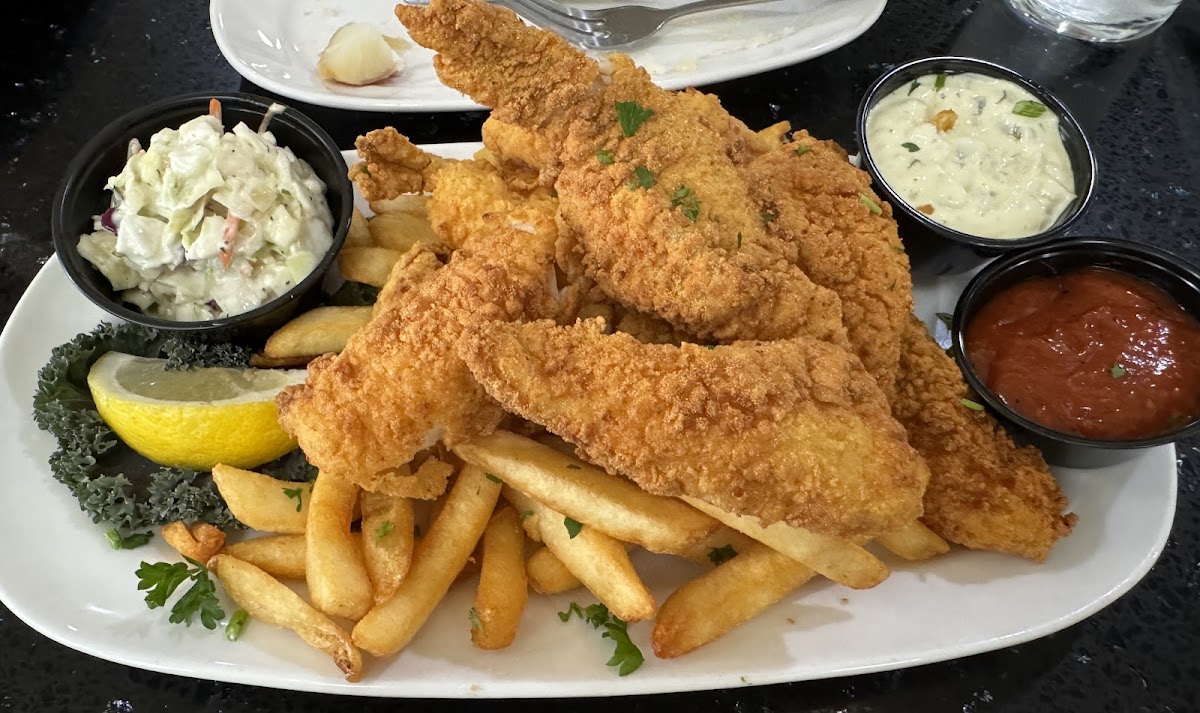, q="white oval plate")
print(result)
[209,0,887,112]
[0,143,1175,698]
